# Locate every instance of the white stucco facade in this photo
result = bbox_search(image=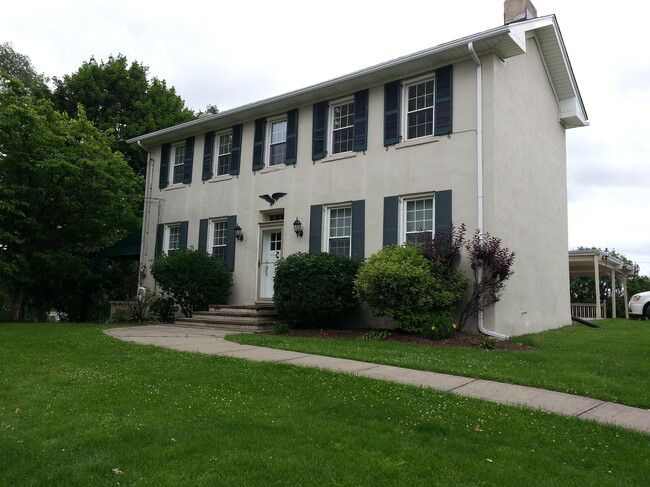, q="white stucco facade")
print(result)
[129,14,586,337]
